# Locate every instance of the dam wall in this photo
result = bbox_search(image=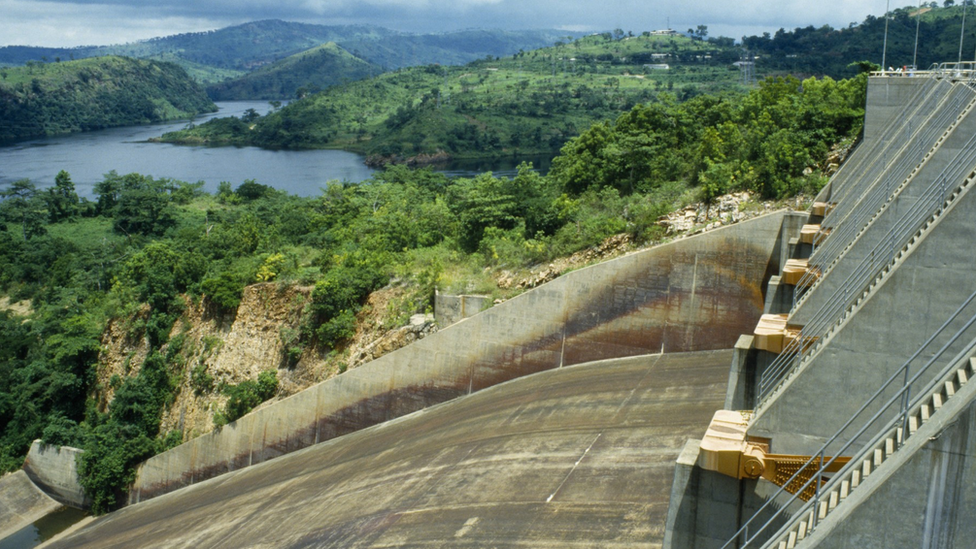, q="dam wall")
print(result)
[129,211,788,504]
[23,441,88,510]
[800,385,976,549]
